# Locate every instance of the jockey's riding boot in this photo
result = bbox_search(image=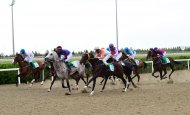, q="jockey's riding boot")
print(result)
[30,62,35,69]
[161,57,166,64]
[65,61,71,73]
